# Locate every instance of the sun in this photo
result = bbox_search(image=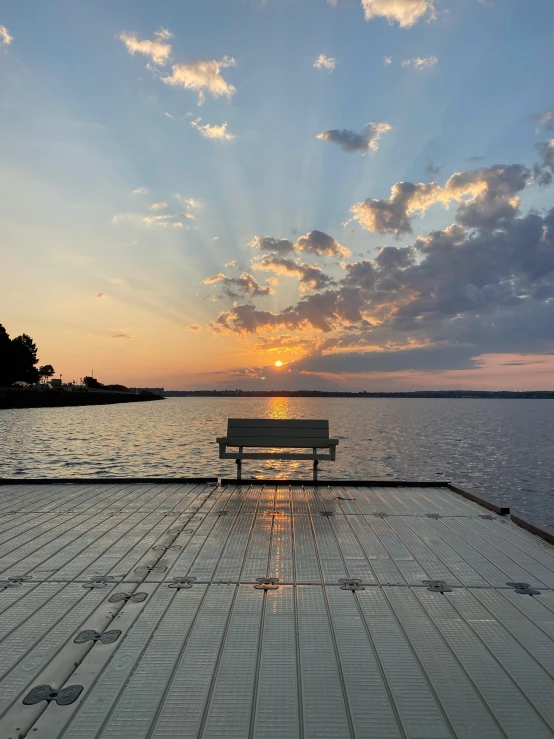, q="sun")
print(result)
[275,360,283,367]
